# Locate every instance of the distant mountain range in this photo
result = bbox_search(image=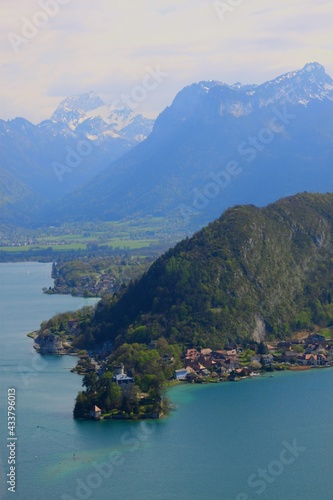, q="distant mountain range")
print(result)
[47,62,333,229]
[48,91,153,143]
[0,92,154,224]
[77,192,333,348]
[2,63,333,229]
